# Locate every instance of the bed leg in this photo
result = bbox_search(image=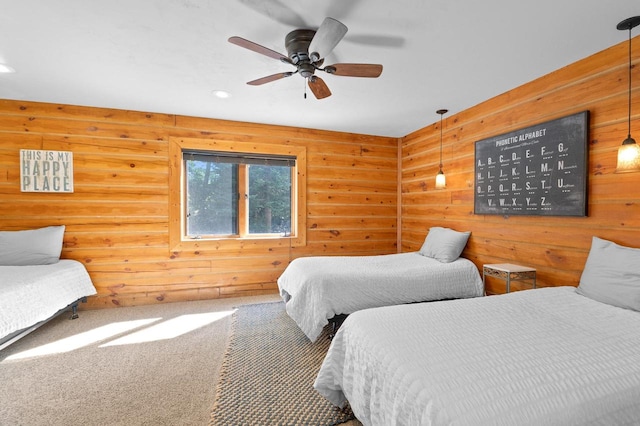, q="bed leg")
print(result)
[70,303,79,320]
[70,296,87,320]
[328,314,348,340]
[329,321,337,340]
